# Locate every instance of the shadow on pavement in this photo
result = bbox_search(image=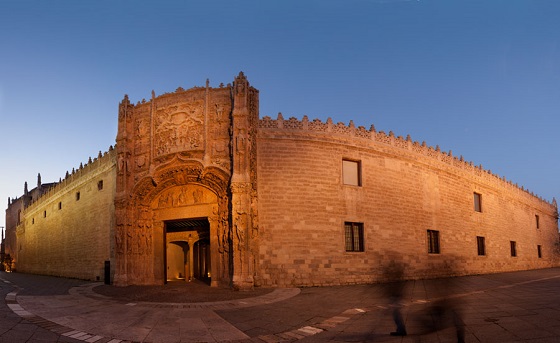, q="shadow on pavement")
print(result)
[93,279,275,303]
